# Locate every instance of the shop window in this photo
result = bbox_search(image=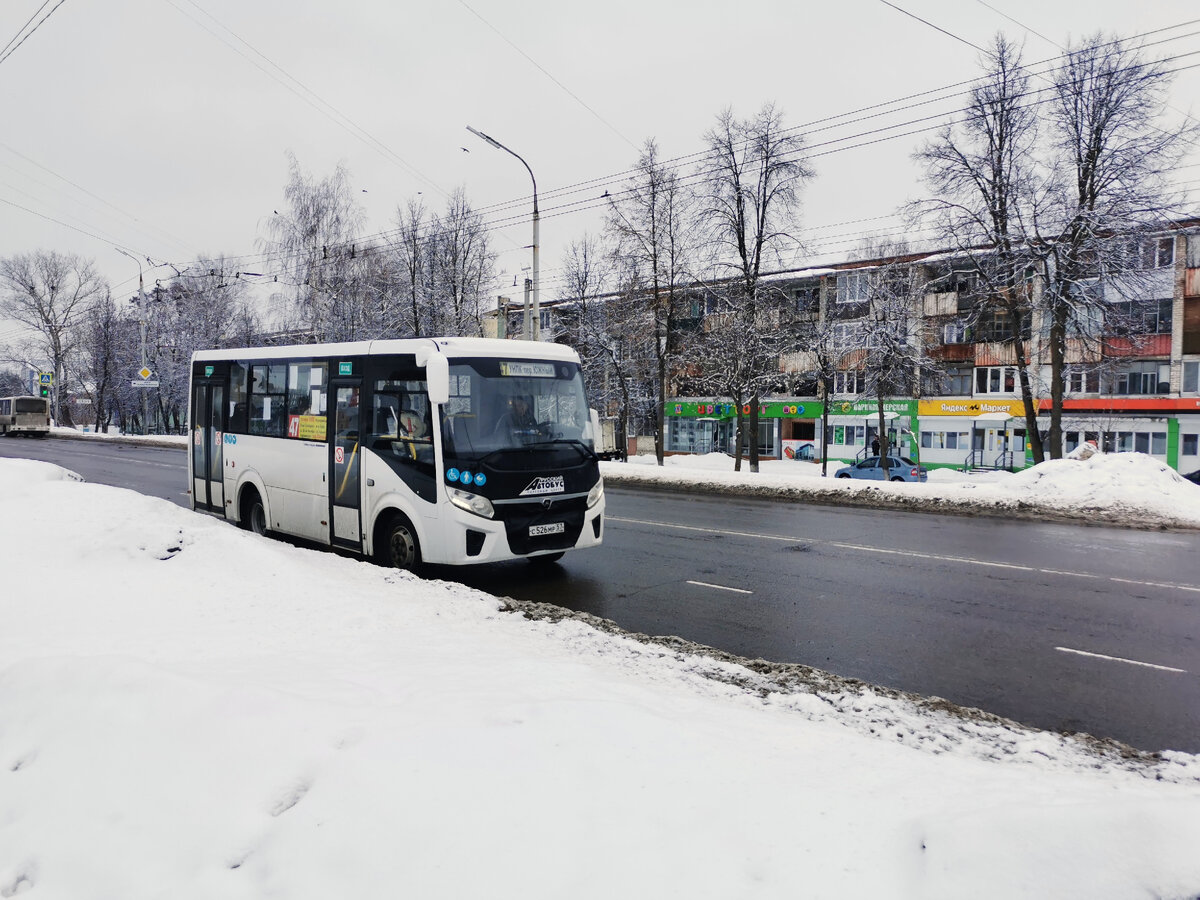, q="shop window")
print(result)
[1183,434,1198,456]
[1152,432,1167,455]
